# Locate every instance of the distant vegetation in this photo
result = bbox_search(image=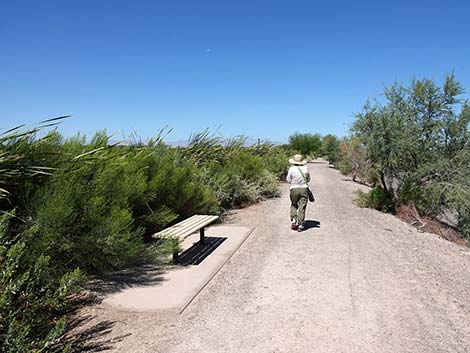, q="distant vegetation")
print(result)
[0,124,287,352]
[288,73,469,243]
[287,132,322,158]
[287,132,341,163]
